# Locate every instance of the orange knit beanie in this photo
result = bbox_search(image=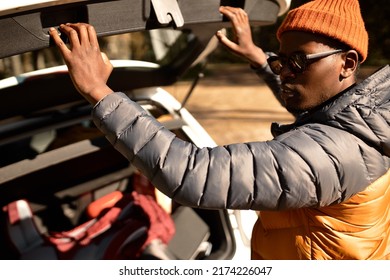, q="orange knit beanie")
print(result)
[277,0,368,62]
